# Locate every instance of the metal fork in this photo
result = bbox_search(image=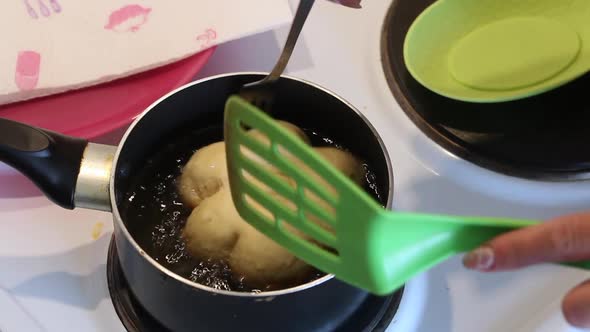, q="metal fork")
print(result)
[238,0,316,113]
